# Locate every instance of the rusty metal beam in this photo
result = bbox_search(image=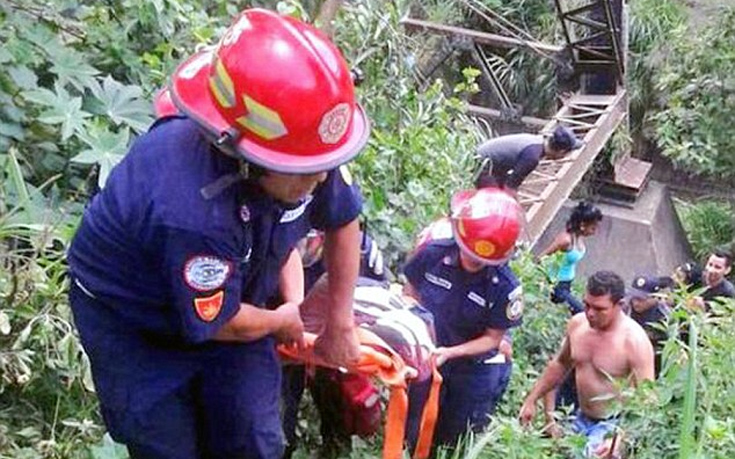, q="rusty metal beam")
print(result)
[400,17,564,55]
[524,90,628,246]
